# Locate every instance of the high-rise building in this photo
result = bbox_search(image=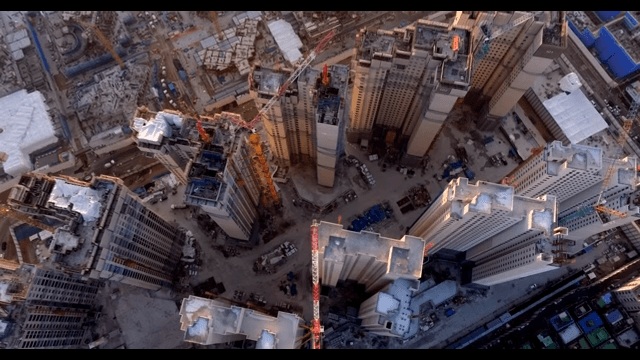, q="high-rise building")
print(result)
[131,109,201,185]
[508,141,604,202]
[348,19,472,165]
[0,266,101,349]
[556,159,639,240]
[6,173,187,291]
[467,12,567,131]
[408,177,556,255]
[15,268,101,349]
[468,234,560,287]
[613,277,640,313]
[178,295,304,348]
[249,64,349,187]
[317,221,425,294]
[132,109,261,241]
